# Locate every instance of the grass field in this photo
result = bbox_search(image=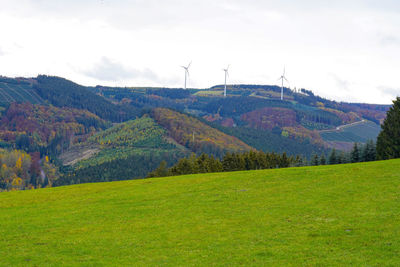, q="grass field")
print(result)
[194,90,224,96]
[0,160,399,266]
[321,120,381,143]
